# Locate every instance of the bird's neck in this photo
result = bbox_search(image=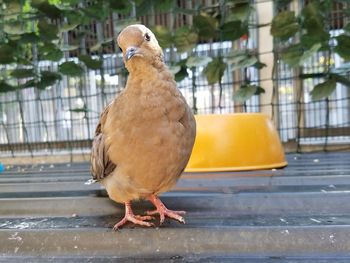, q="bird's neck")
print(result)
[126,65,176,94]
[127,61,173,86]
